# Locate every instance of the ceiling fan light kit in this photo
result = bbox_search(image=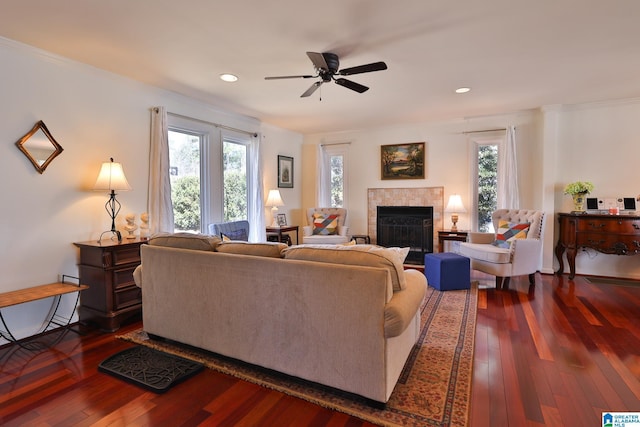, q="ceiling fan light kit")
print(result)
[265,51,387,98]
